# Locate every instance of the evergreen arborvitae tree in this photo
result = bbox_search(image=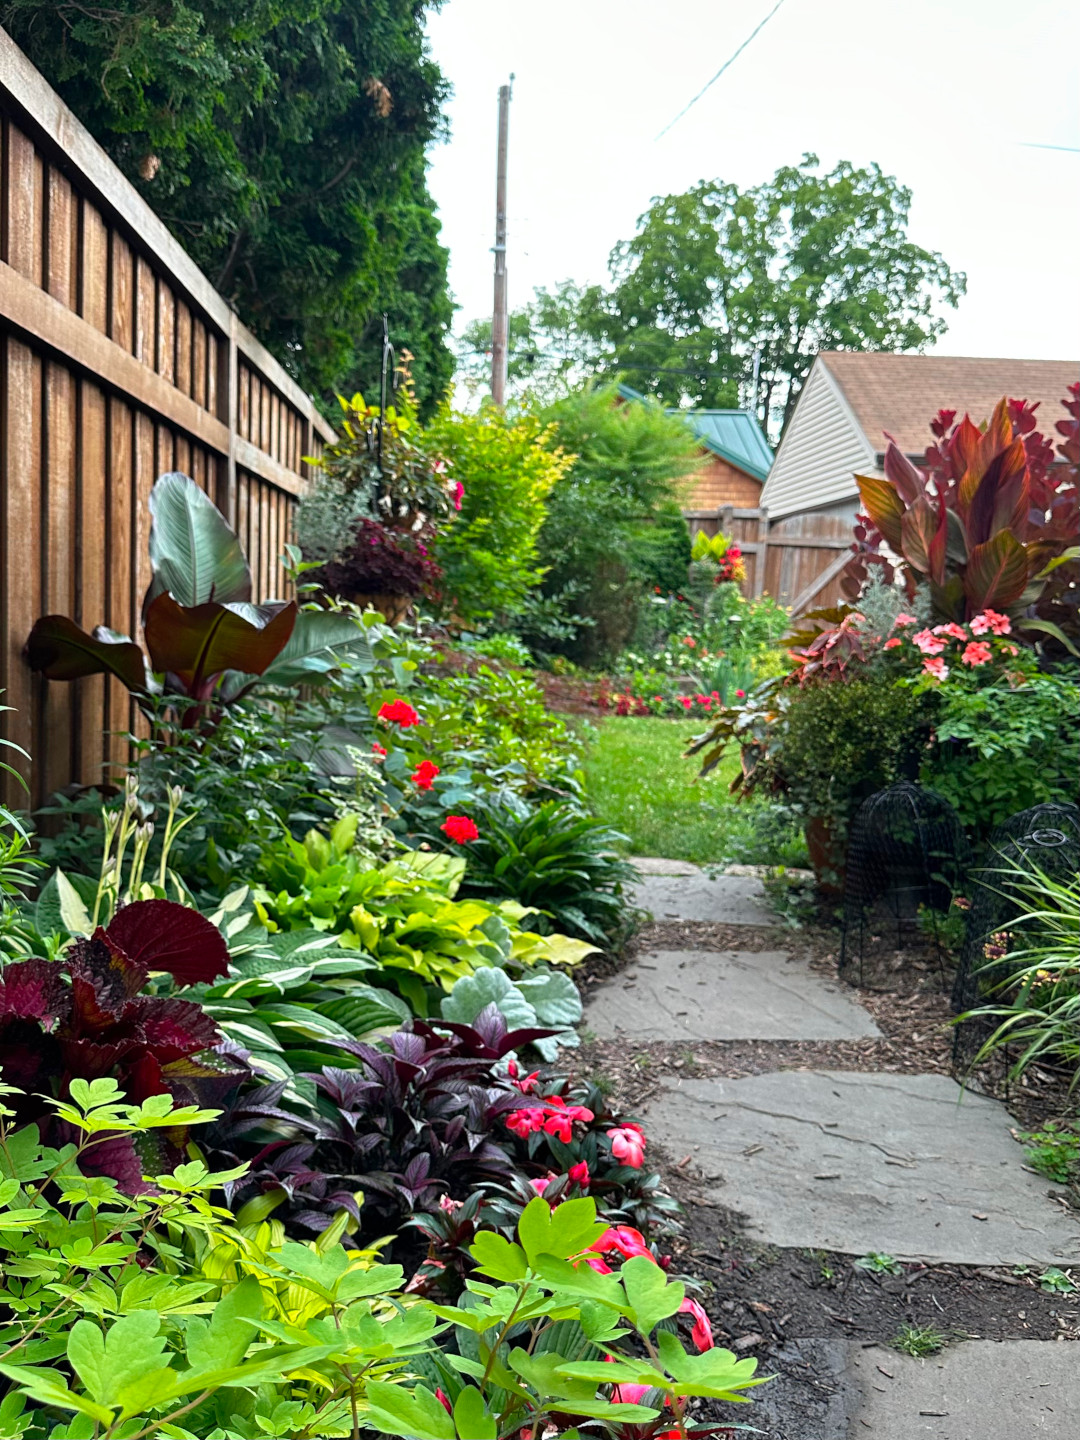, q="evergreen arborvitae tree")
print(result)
[2,0,453,412]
